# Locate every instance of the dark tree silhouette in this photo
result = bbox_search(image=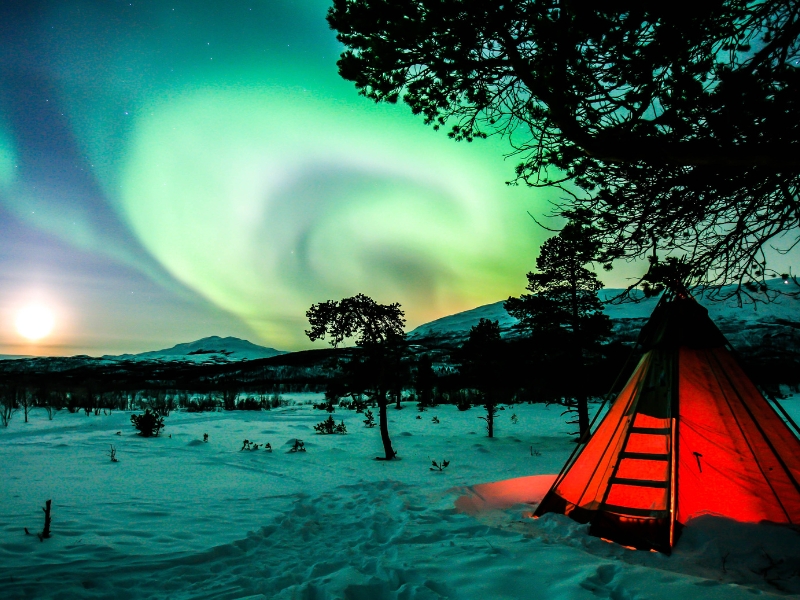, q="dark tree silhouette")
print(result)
[306,294,406,459]
[456,318,508,438]
[413,354,436,410]
[505,221,612,439]
[328,1,800,296]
